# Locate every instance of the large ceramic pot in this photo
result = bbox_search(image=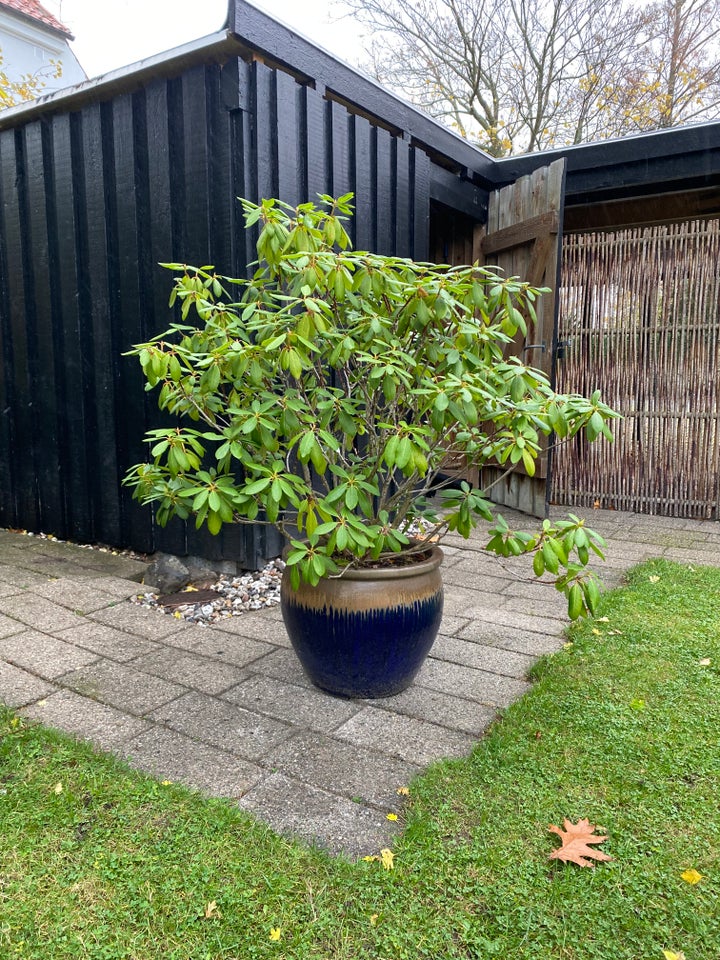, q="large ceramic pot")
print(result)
[280,545,444,699]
